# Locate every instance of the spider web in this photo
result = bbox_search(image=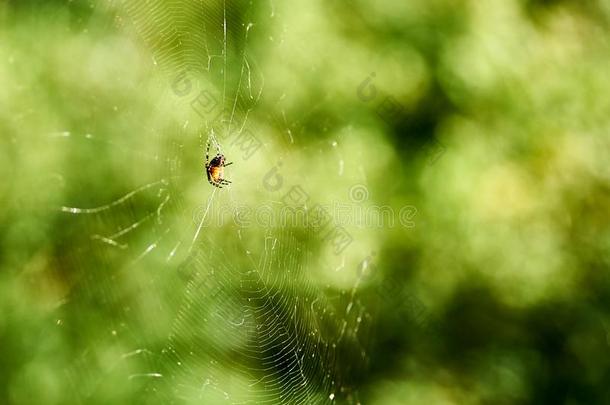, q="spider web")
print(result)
[54,1,371,403]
